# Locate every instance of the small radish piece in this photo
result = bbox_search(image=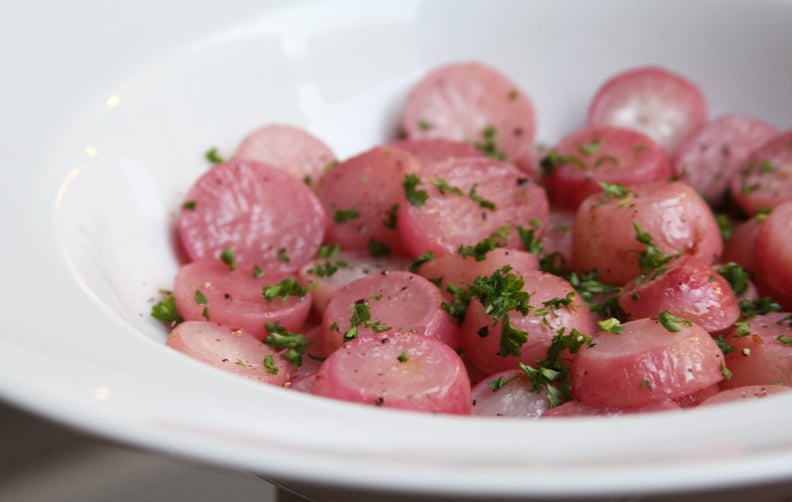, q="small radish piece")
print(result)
[722,215,765,274]
[672,115,777,205]
[179,160,327,271]
[315,146,421,256]
[166,321,291,385]
[541,399,681,418]
[587,66,707,154]
[672,383,720,408]
[319,271,459,355]
[471,369,548,418]
[572,317,725,408]
[541,126,671,210]
[700,384,792,406]
[312,331,472,415]
[754,200,792,309]
[388,138,484,167]
[300,251,411,315]
[402,61,536,168]
[233,124,336,186]
[730,129,792,215]
[173,260,311,340]
[721,312,792,388]
[398,156,549,258]
[618,256,740,333]
[571,179,722,285]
